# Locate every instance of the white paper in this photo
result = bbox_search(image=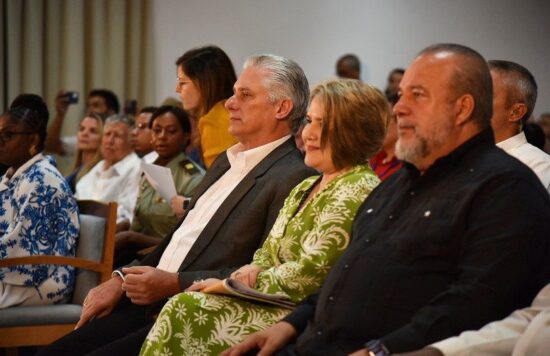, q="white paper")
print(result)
[141,161,177,202]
